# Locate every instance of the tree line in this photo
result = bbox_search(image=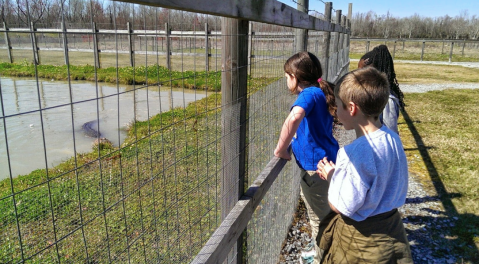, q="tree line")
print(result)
[0,0,220,30]
[350,10,479,39]
[0,0,478,39]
